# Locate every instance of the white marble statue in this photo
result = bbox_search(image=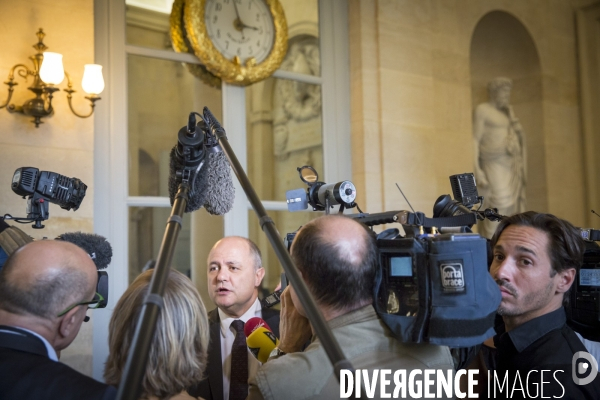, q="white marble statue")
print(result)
[473,77,527,238]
